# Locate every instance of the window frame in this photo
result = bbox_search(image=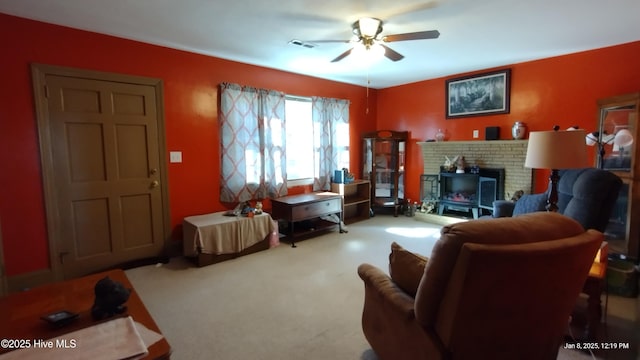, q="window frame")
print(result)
[285,96,314,187]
